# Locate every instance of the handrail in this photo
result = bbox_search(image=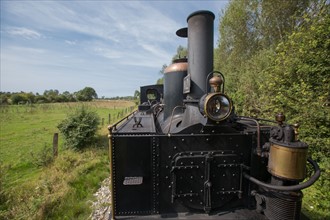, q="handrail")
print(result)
[108,110,137,132]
